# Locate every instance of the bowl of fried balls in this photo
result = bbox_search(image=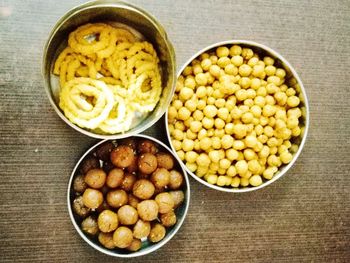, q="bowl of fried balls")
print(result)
[166,40,309,192]
[68,135,190,257]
